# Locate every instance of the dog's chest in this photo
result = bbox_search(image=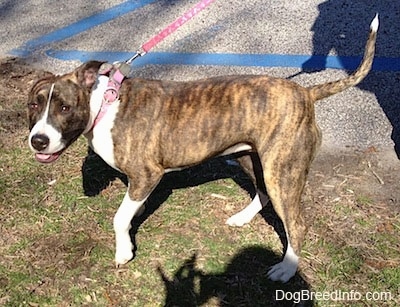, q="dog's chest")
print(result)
[88,101,120,170]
